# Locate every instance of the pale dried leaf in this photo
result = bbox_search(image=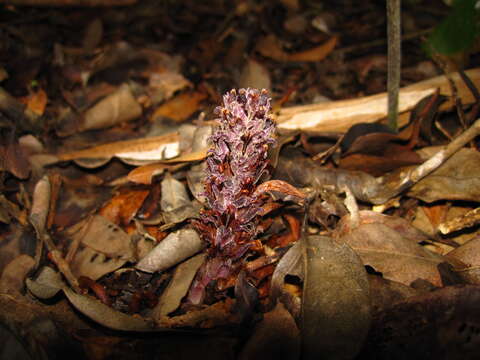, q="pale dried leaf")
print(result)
[63,287,155,332]
[29,175,51,237]
[153,253,206,319]
[57,132,180,167]
[161,173,190,212]
[136,228,206,273]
